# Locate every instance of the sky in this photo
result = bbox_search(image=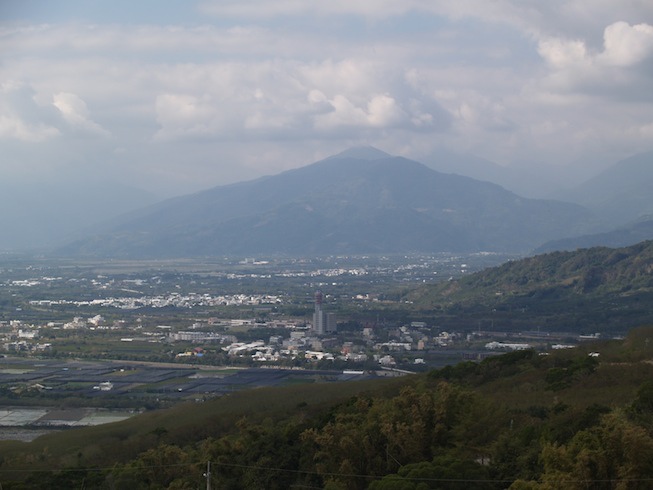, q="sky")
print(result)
[2,0,653,197]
